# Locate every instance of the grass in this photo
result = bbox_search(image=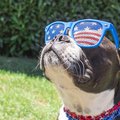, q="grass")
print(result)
[0,56,61,120]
